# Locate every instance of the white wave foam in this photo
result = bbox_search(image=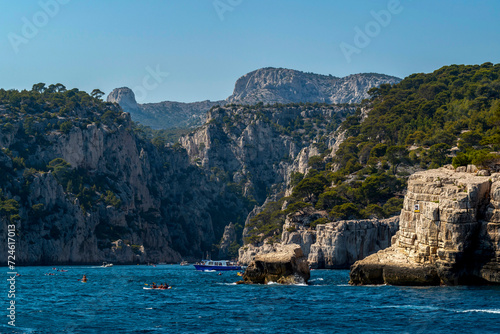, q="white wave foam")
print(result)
[375,305,440,311]
[459,309,500,314]
[309,278,324,282]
